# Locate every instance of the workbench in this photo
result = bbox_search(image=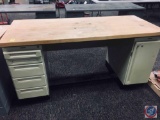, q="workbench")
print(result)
[65,3,145,18]
[92,0,160,18]
[0,4,56,19]
[0,15,160,100]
